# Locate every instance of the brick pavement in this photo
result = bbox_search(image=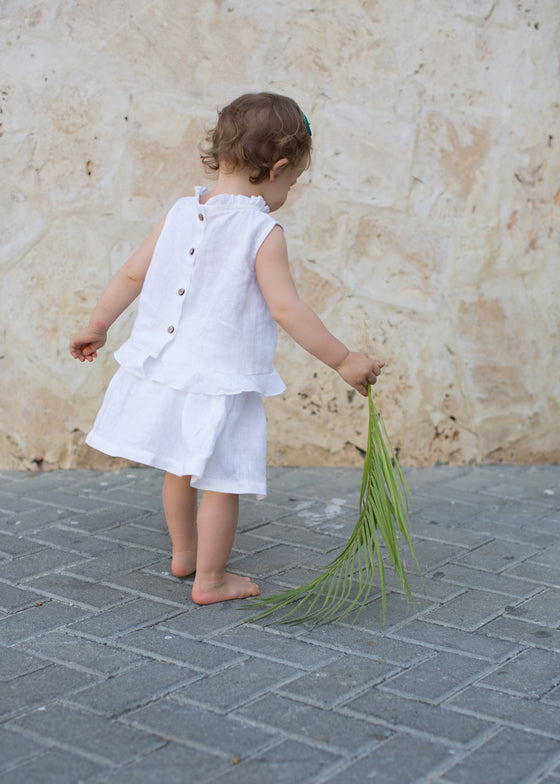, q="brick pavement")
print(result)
[0,464,559,783]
